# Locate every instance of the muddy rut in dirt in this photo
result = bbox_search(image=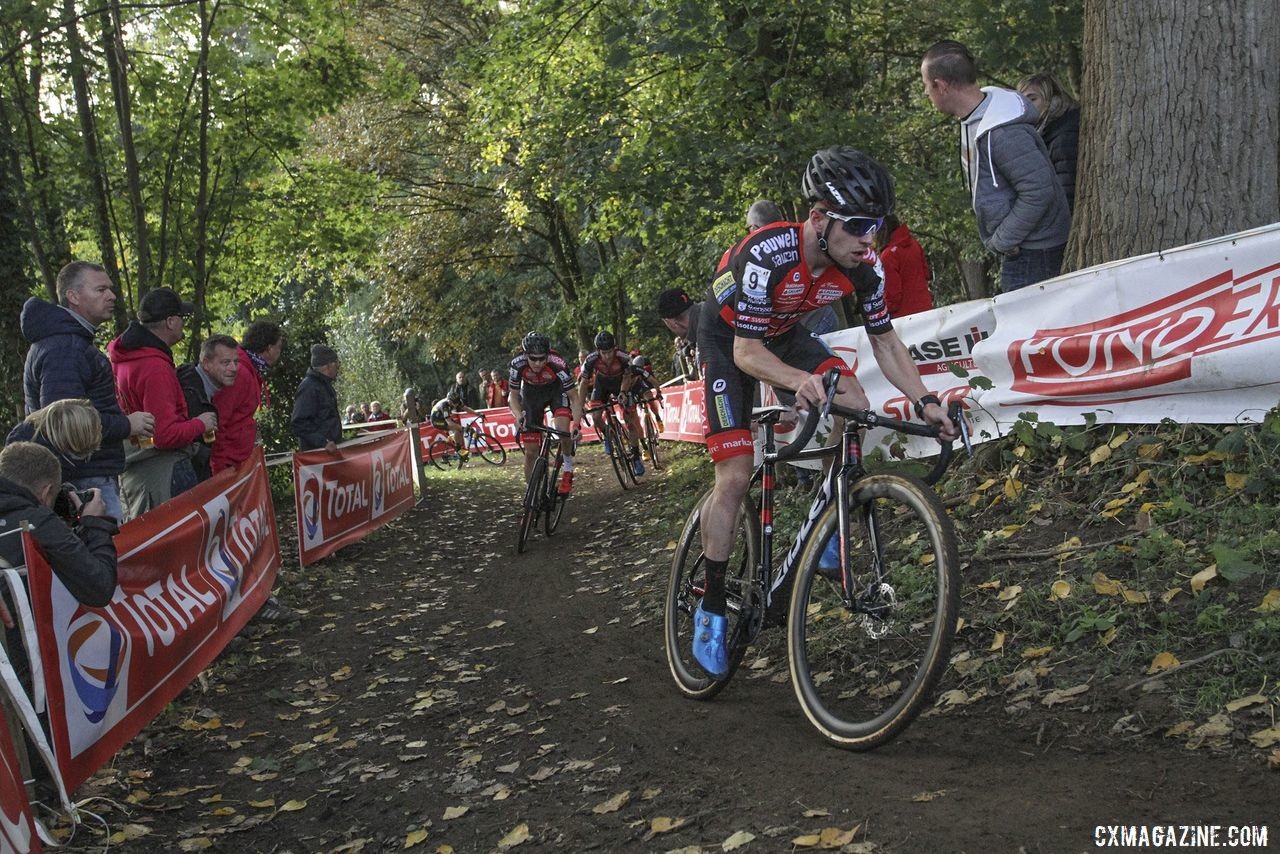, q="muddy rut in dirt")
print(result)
[64,447,1274,852]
